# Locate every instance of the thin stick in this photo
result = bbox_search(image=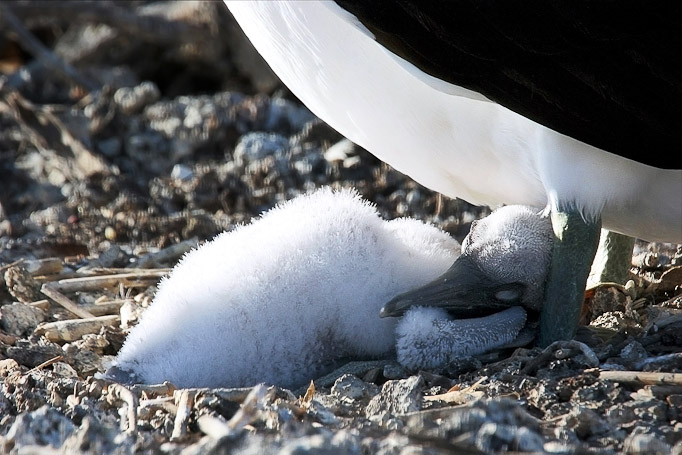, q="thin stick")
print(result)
[35,315,120,342]
[130,381,177,398]
[133,239,196,268]
[171,389,196,441]
[40,282,95,318]
[47,271,168,293]
[197,414,232,440]
[599,370,682,386]
[108,384,138,434]
[41,282,96,319]
[0,258,24,274]
[23,258,63,276]
[26,355,63,374]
